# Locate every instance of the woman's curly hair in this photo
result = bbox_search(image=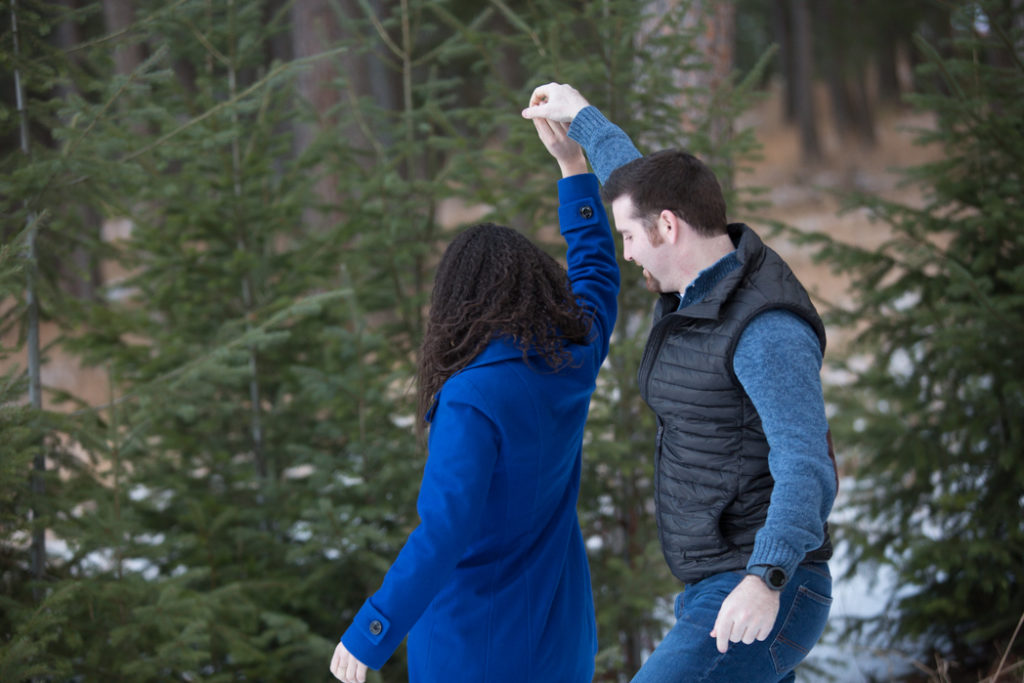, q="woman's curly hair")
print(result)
[416,222,593,425]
